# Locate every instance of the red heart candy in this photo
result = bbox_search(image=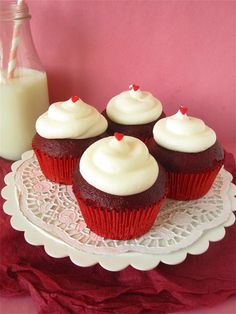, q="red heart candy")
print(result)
[179,106,188,115]
[132,84,140,91]
[114,132,124,141]
[71,96,80,103]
